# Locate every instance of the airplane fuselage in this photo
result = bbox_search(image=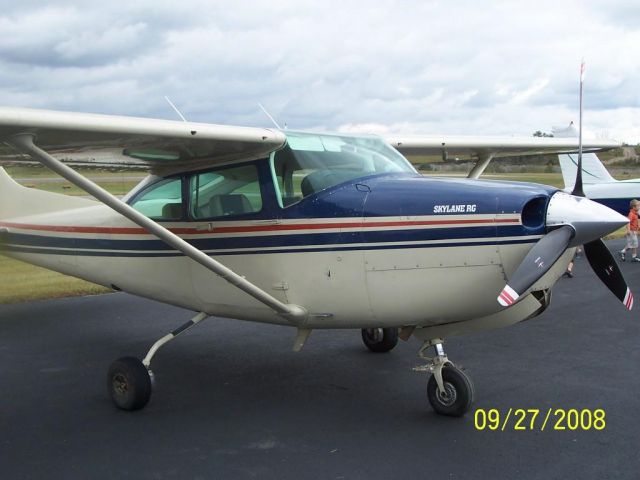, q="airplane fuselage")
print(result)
[0,166,566,330]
